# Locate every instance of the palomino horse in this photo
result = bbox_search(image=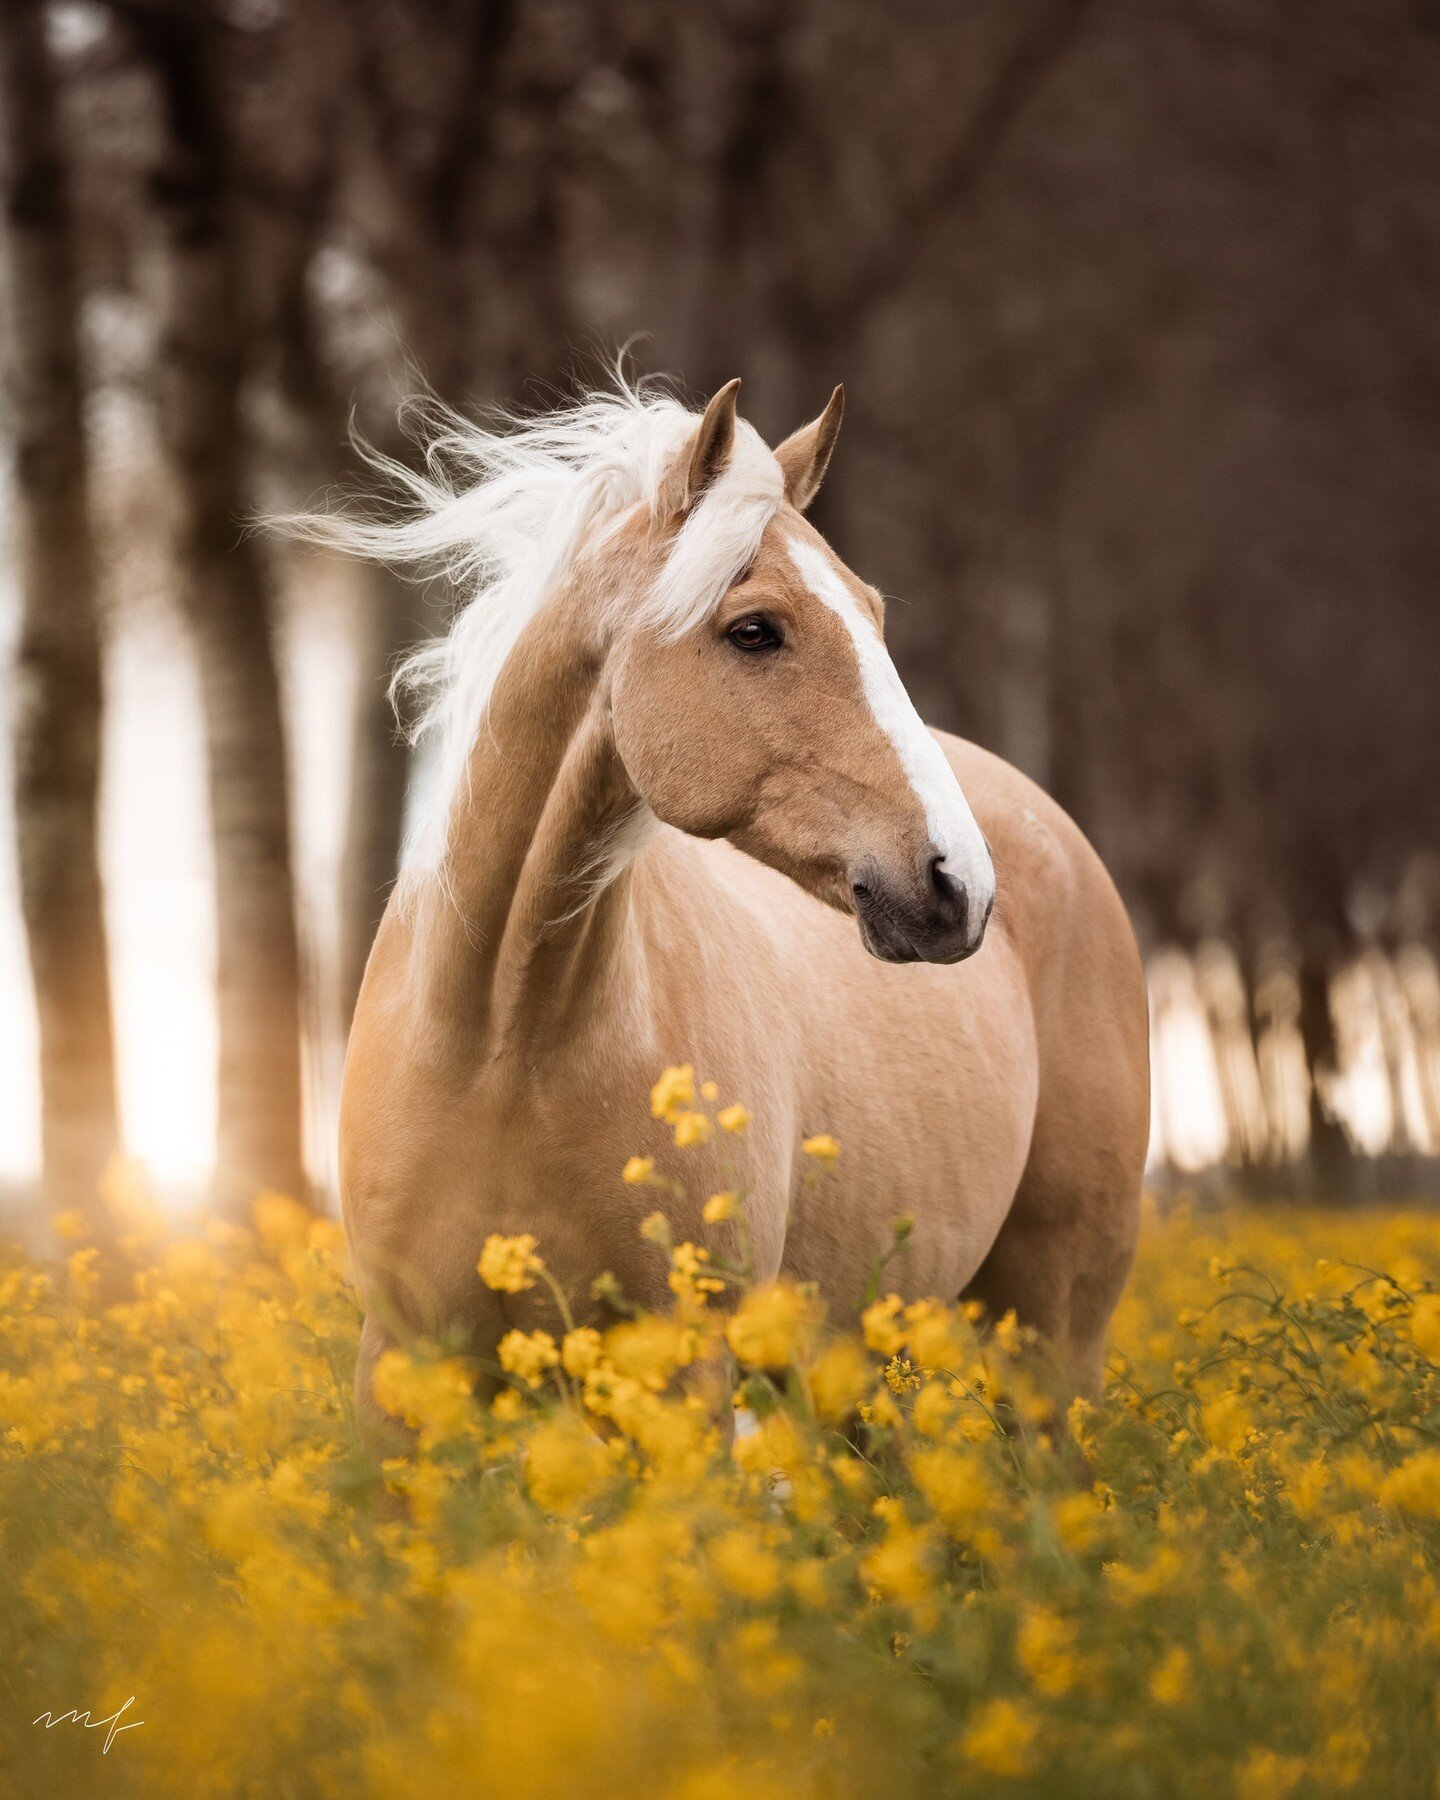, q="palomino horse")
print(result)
[309,378,1149,1428]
